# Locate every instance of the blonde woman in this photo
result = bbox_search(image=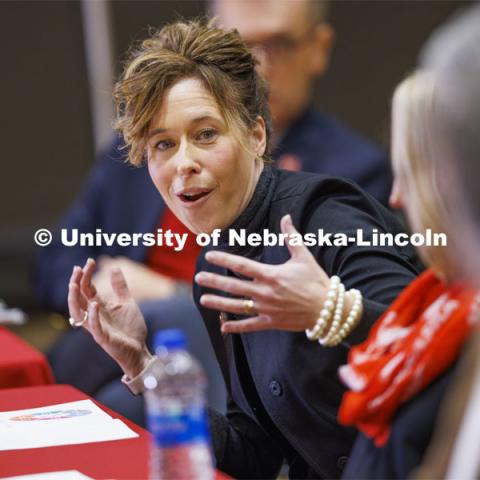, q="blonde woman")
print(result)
[338,72,480,478]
